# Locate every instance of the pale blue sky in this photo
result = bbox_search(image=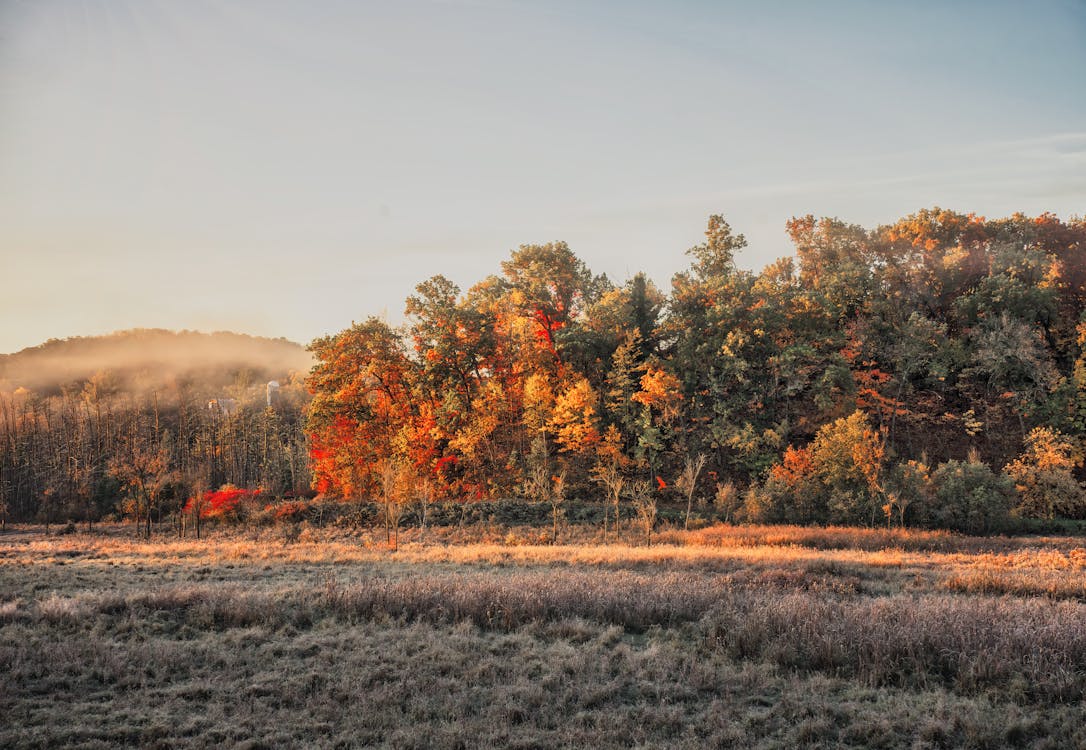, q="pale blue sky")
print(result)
[2,0,1084,353]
